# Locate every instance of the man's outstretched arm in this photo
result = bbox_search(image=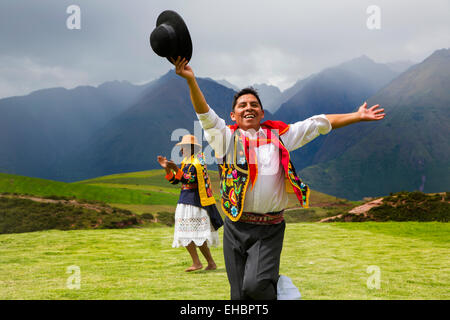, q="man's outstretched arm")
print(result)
[326,102,385,129]
[172,57,230,158]
[172,57,210,114]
